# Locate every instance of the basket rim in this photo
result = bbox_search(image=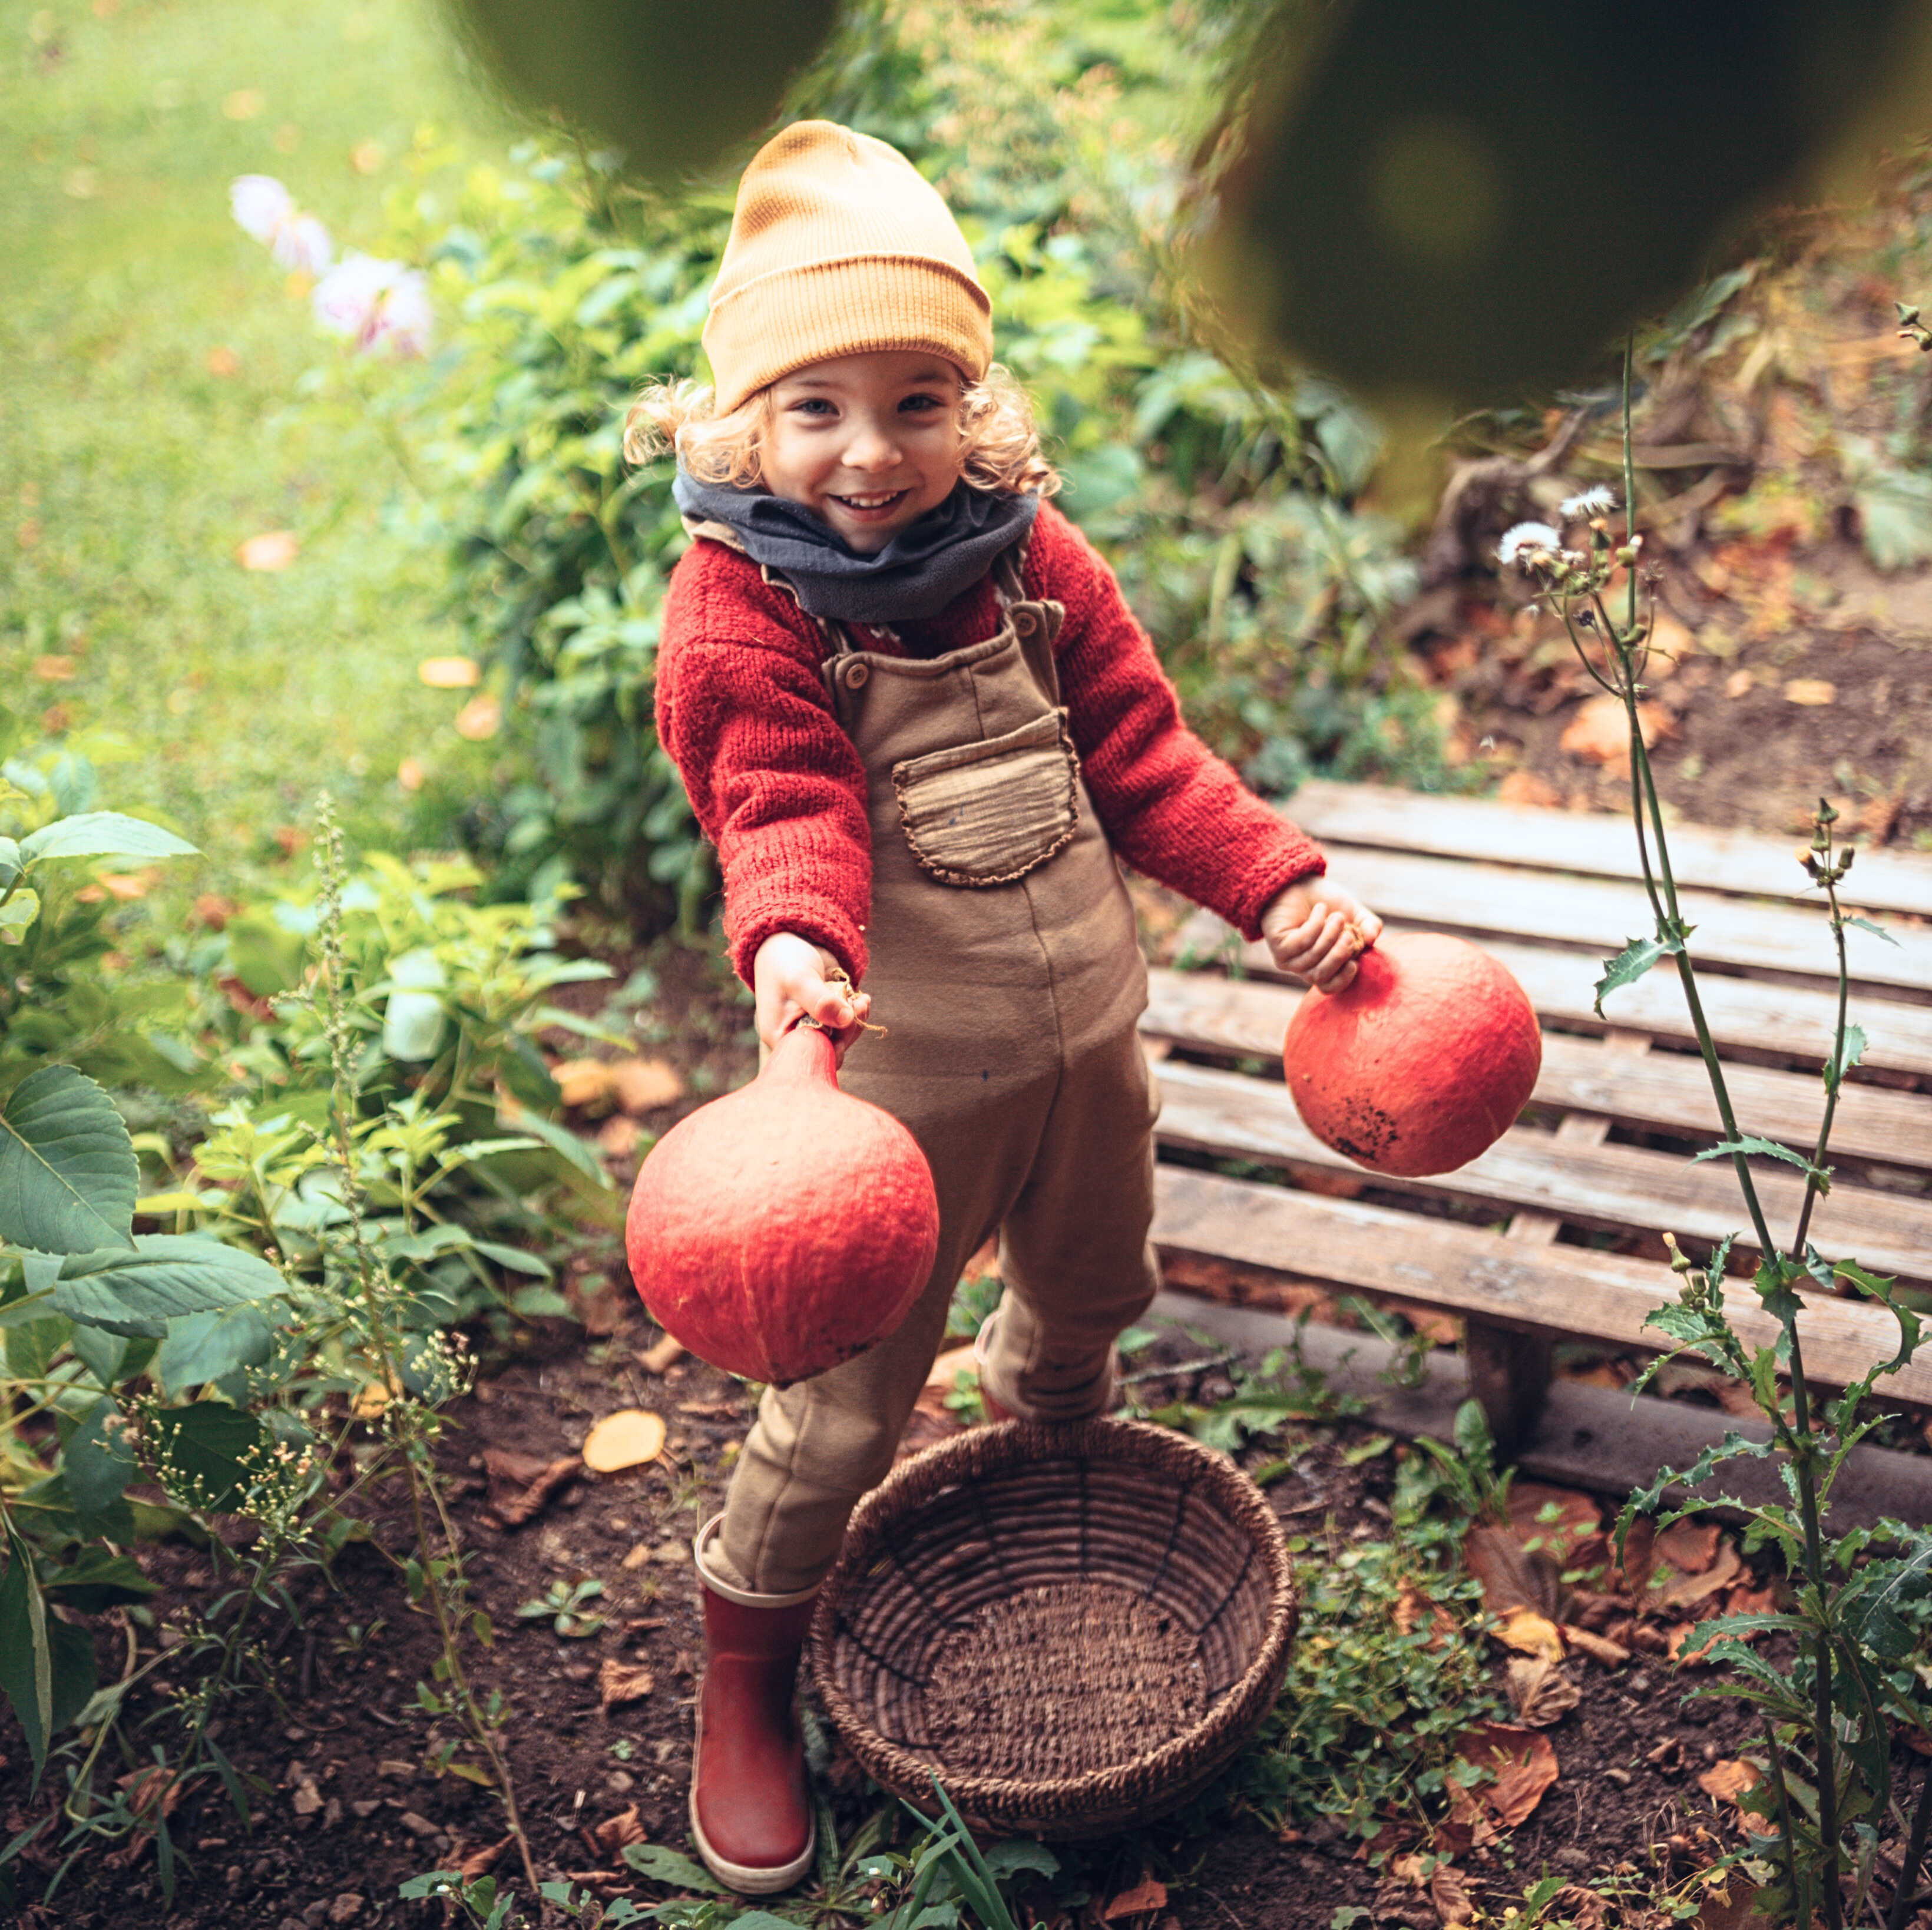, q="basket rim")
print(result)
[808,1416,1297,1815]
